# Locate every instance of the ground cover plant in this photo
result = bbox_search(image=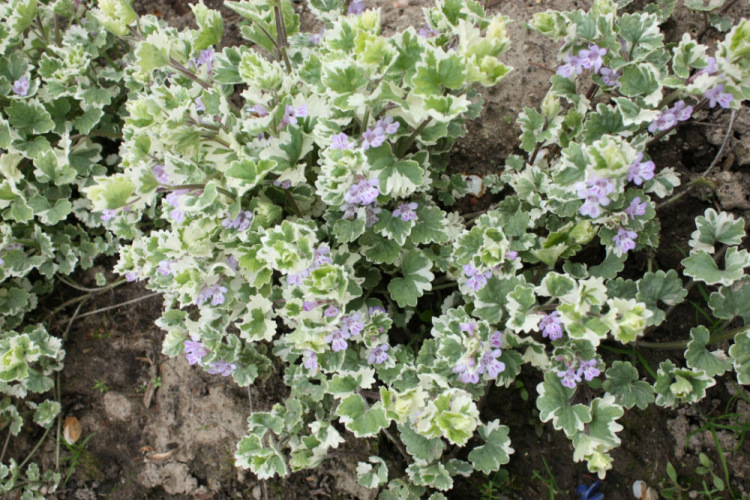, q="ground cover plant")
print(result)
[1,0,750,498]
